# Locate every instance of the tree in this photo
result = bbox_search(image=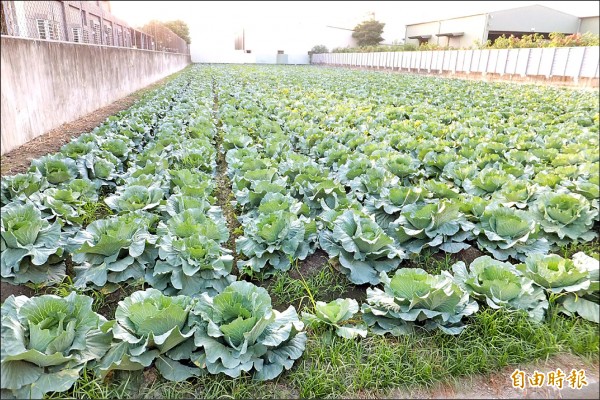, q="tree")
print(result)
[162,20,191,44]
[308,45,328,54]
[352,18,385,46]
